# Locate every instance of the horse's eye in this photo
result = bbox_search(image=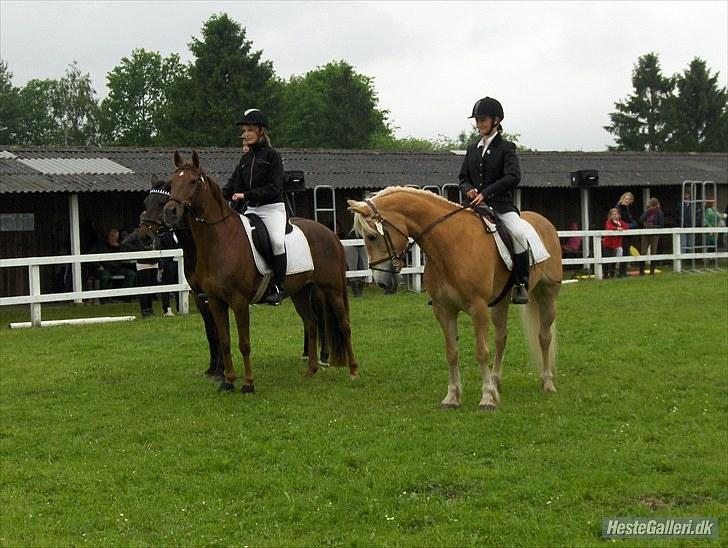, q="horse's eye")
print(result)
[366,234,378,242]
